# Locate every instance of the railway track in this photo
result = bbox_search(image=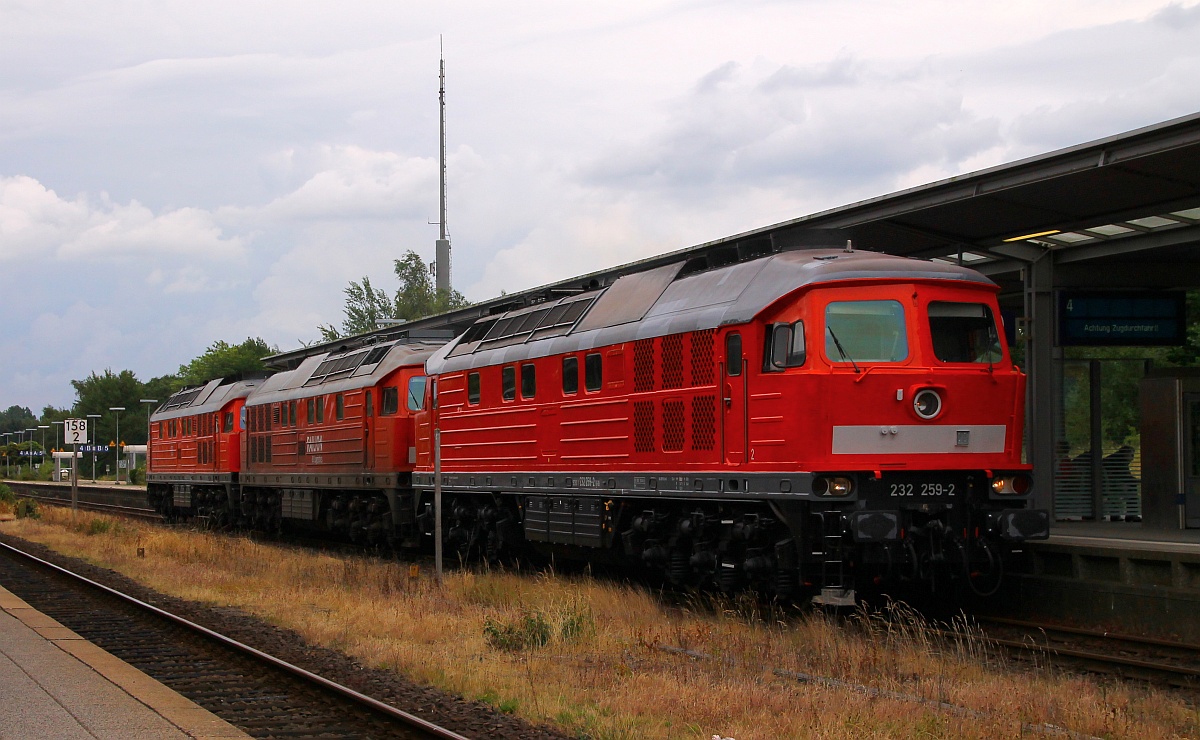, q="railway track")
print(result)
[0,539,470,740]
[971,616,1200,690]
[2,481,160,521]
